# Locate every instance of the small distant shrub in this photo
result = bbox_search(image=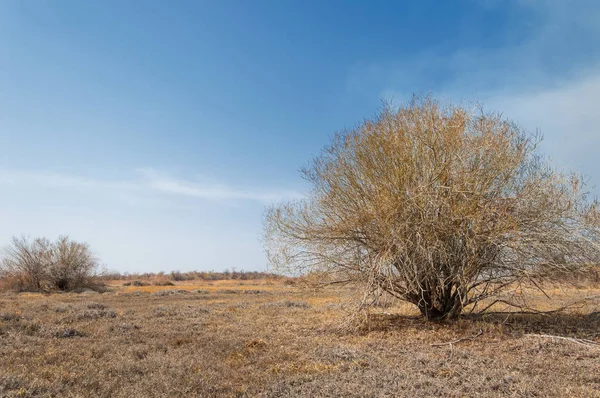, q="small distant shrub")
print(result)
[220,289,241,294]
[54,305,71,313]
[1,235,102,292]
[86,302,106,310]
[0,312,20,322]
[77,309,117,320]
[170,271,195,281]
[152,306,177,317]
[0,273,29,292]
[245,339,268,349]
[108,323,141,334]
[153,279,175,286]
[260,300,311,309]
[123,280,149,287]
[217,289,268,295]
[152,289,190,297]
[49,236,99,291]
[54,328,85,338]
[283,300,311,308]
[71,287,103,294]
